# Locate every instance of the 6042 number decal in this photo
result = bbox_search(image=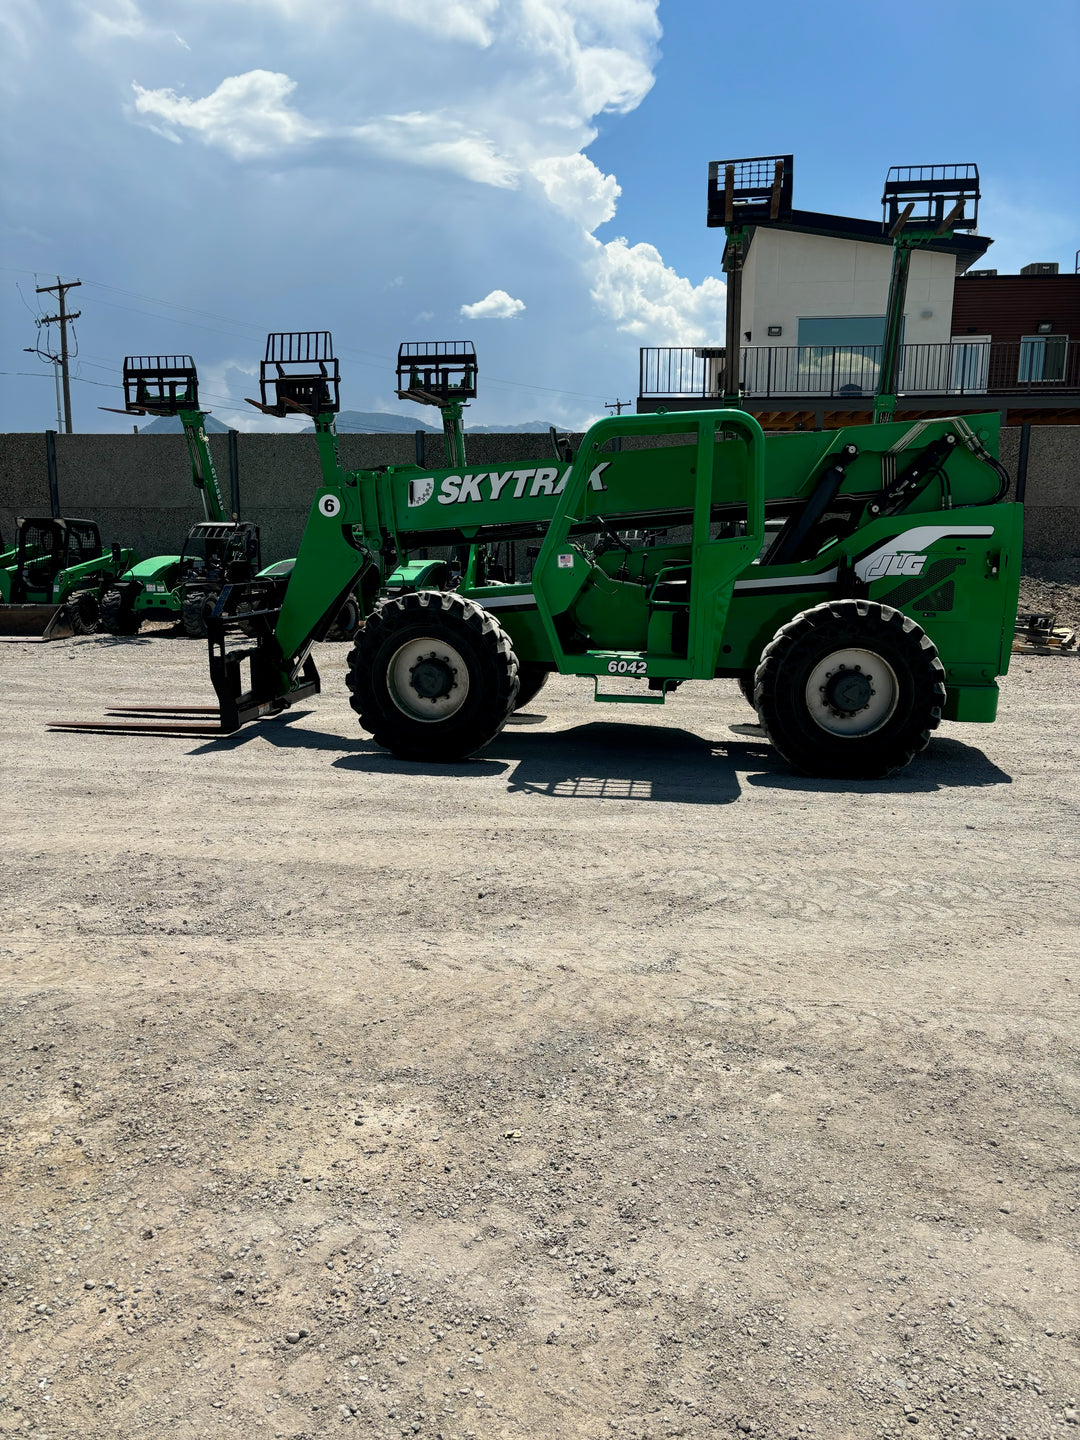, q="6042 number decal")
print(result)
[607,659,648,675]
